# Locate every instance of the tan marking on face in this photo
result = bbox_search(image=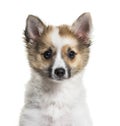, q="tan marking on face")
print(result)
[62,44,89,71]
[58,25,91,49]
[26,25,56,70]
[40,25,54,46]
[58,25,76,38]
[27,47,53,71]
[58,25,90,71]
